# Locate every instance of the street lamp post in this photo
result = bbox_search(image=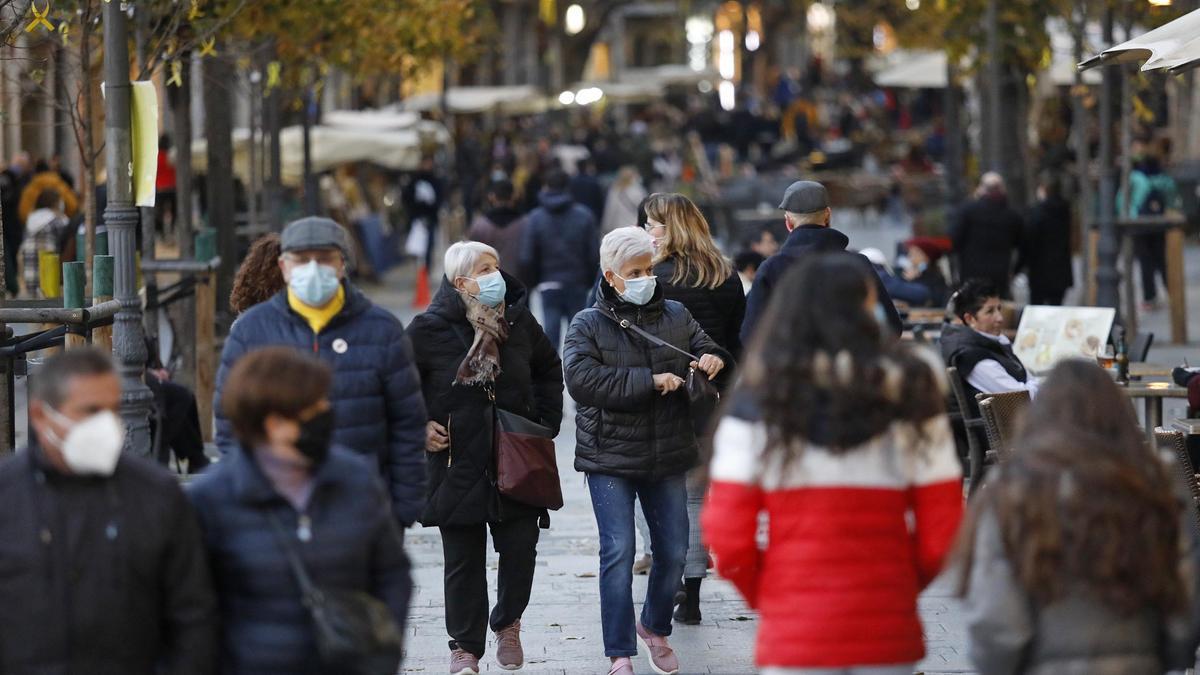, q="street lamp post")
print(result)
[102,0,154,456]
[1095,9,1121,311]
